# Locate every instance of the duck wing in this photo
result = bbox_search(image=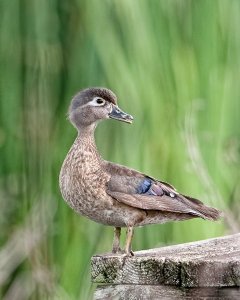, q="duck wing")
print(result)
[104,162,221,220]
